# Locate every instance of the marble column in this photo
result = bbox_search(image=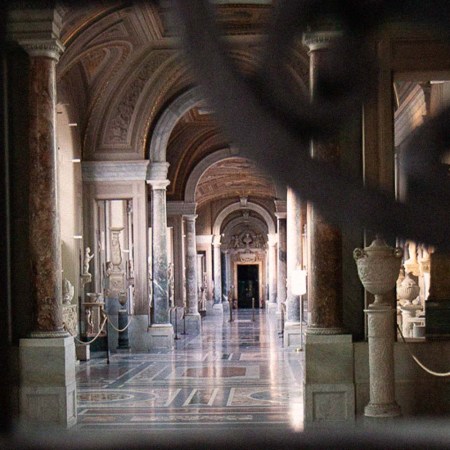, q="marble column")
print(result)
[304,31,345,336]
[302,31,353,425]
[284,187,303,347]
[267,234,278,313]
[223,250,231,313]
[18,38,76,428]
[147,166,173,349]
[212,234,223,313]
[184,215,201,334]
[276,214,287,312]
